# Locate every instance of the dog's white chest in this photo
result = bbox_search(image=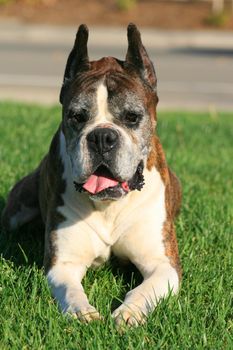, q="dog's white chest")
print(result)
[55,166,166,268]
